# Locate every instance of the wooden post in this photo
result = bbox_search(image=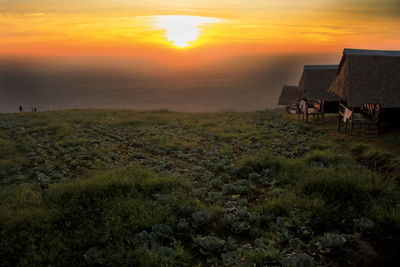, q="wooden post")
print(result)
[305,108,308,122]
[350,107,354,135]
[350,119,353,135]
